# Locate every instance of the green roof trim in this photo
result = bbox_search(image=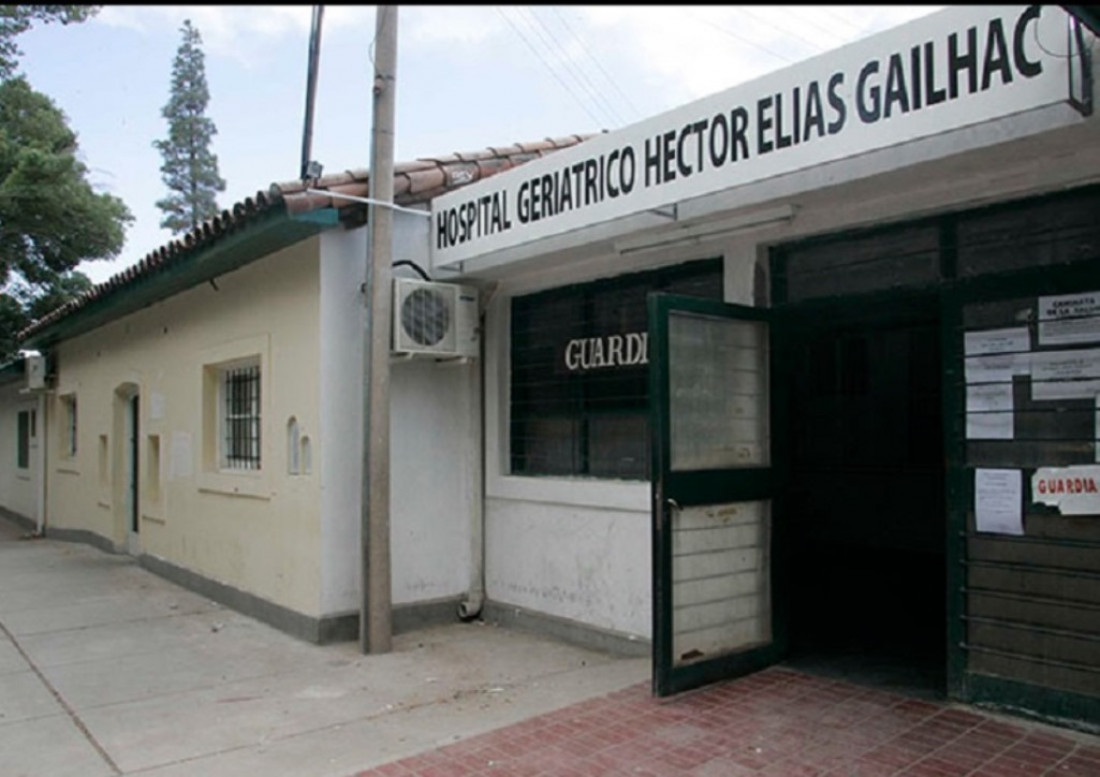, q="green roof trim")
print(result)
[292,208,341,226]
[23,207,339,349]
[0,357,25,386]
